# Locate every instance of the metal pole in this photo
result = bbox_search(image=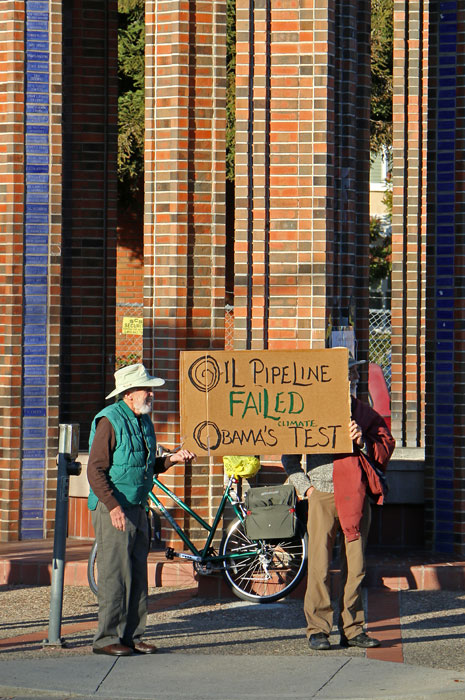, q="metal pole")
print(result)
[44,424,81,648]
